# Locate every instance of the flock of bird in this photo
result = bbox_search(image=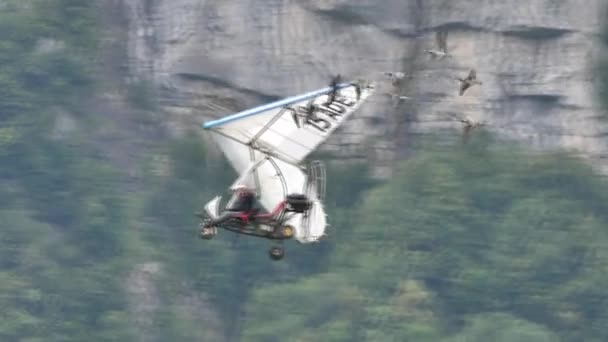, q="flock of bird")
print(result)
[380,31,485,143]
